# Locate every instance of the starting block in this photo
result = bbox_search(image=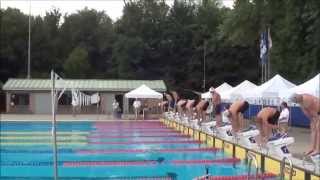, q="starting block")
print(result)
[181,114,189,124]
[267,134,295,157]
[189,119,200,130]
[216,124,233,141]
[310,153,320,168]
[237,128,260,148]
[200,121,216,135]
